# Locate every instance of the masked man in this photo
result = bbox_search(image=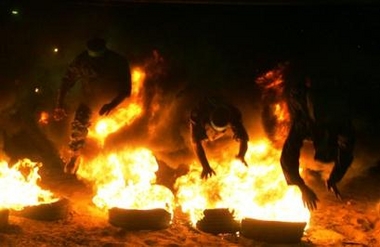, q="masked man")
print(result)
[54,37,132,174]
[190,96,249,179]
